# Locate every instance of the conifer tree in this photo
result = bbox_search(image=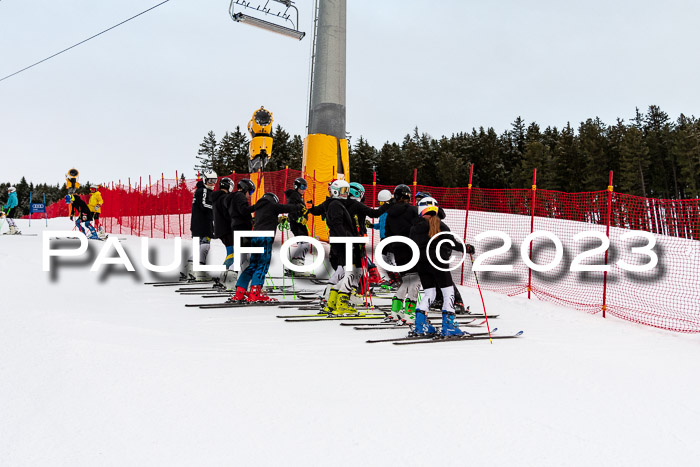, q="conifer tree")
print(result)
[268,125,292,171]
[579,118,609,190]
[351,136,379,184]
[224,126,250,174]
[194,131,218,175]
[619,125,650,197]
[643,105,674,197]
[673,114,700,198]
